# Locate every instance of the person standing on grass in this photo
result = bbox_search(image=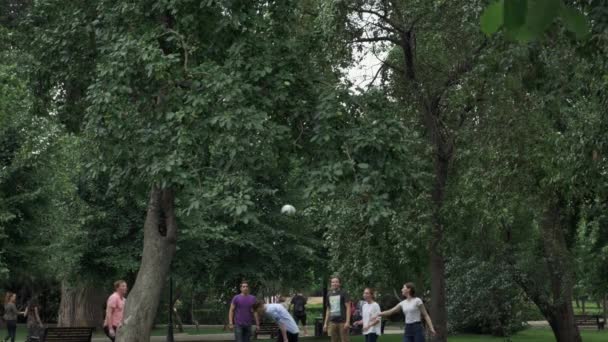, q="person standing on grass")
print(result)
[353,288,381,342]
[104,280,128,342]
[253,300,299,342]
[289,292,308,336]
[24,297,44,340]
[228,281,260,342]
[3,292,23,342]
[323,276,351,342]
[376,283,435,342]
